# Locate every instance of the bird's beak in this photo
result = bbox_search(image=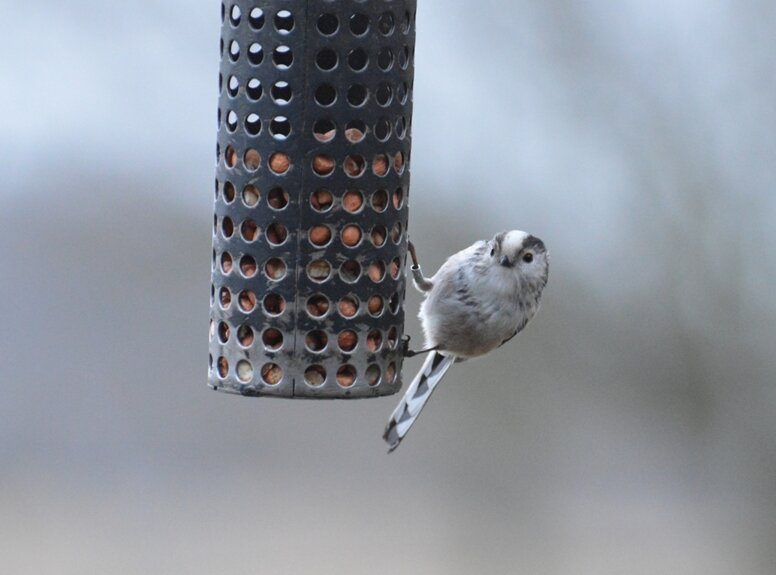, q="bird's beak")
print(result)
[499,255,512,267]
